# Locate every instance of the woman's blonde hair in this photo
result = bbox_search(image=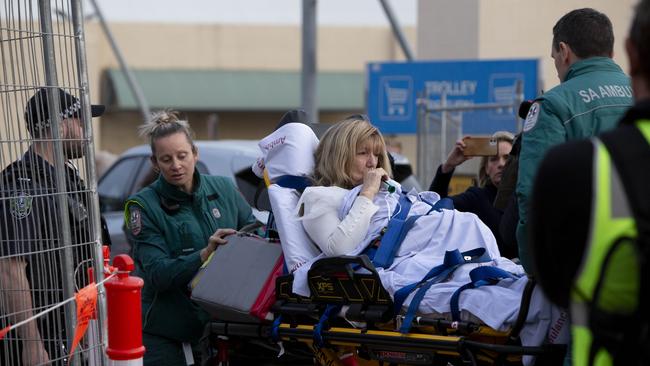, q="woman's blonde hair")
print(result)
[313,118,392,188]
[138,109,196,156]
[477,130,515,187]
